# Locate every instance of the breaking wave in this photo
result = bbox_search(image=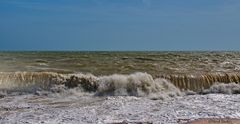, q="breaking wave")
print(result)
[161,73,240,91]
[96,73,181,99]
[0,72,181,99]
[201,83,240,94]
[0,72,240,98]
